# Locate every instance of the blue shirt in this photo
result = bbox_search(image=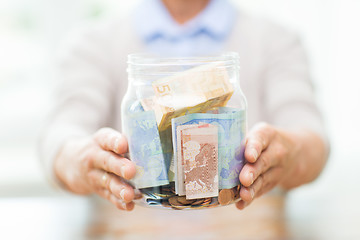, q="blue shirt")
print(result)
[132,0,236,56]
